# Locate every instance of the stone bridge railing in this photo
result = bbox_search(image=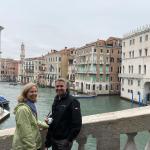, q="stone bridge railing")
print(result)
[1,106,150,150]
